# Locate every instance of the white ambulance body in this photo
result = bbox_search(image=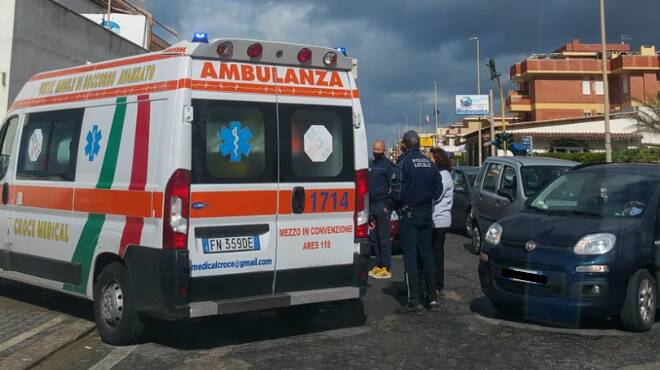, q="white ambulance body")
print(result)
[0,39,370,344]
